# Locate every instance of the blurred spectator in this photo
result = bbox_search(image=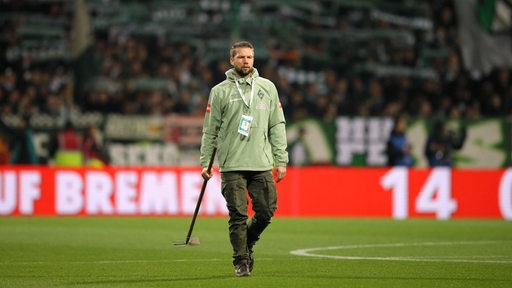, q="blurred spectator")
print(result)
[386,115,414,167]
[0,115,39,164]
[83,125,109,168]
[50,120,83,166]
[465,100,482,119]
[424,120,467,167]
[284,90,310,122]
[174,90,194,114]
[288,127,310,167]
[0,135,10,164]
